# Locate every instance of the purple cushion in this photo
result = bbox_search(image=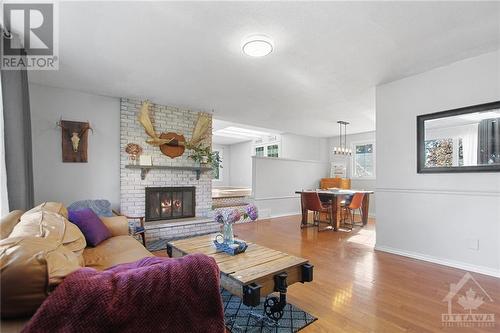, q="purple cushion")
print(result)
[68,208,111,246]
